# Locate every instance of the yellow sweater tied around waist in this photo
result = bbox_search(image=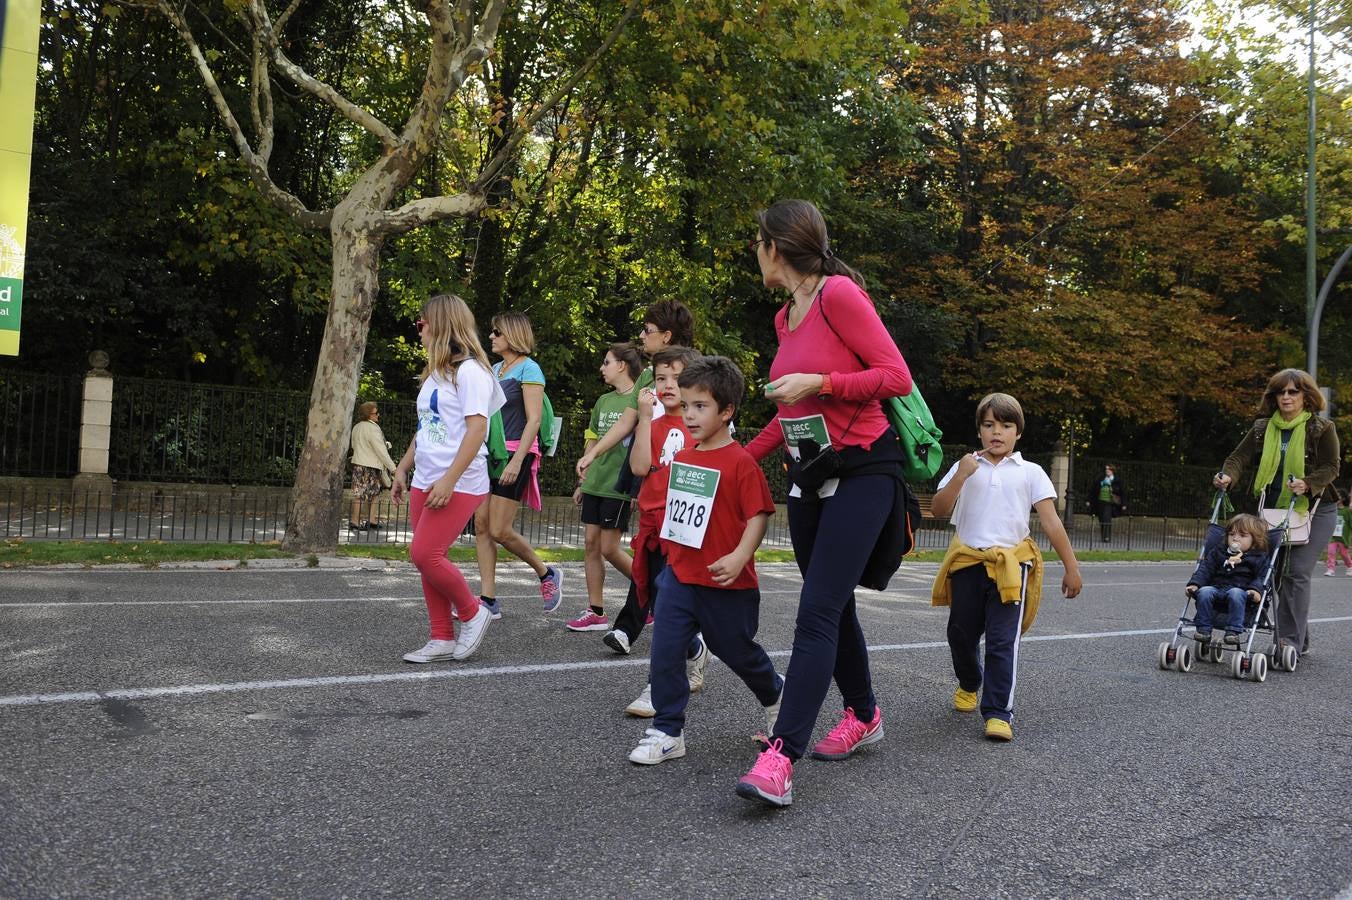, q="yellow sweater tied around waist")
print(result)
[931,536,1044,635]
